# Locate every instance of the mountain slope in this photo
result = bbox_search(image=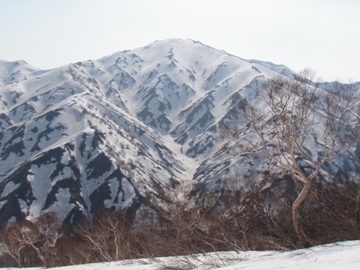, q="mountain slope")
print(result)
[0,39,359,223]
